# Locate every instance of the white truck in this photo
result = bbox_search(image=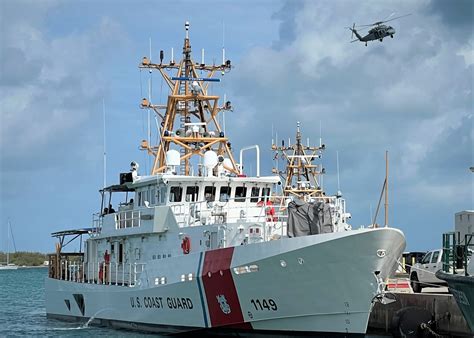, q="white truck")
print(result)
[409,249,447,293]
